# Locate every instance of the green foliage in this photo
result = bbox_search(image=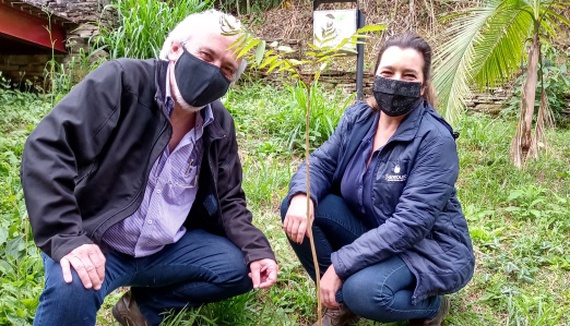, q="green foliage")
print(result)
[454,113,570,326]
[504,45,570,123]
[505,293,566,326]
[2,80,570,325]
[43,48,107,102]
[225,81,353,155]
[232,24,384,86]
[0,80,48,325]
[161,291,296,326]
[96,0,213,59]
[282,83,354,152]
[433,0,570,126]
